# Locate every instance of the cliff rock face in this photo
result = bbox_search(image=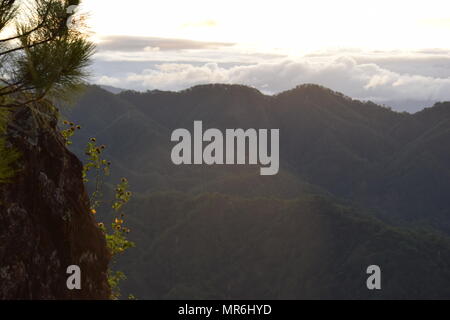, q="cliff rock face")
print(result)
[0,103,111,299]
